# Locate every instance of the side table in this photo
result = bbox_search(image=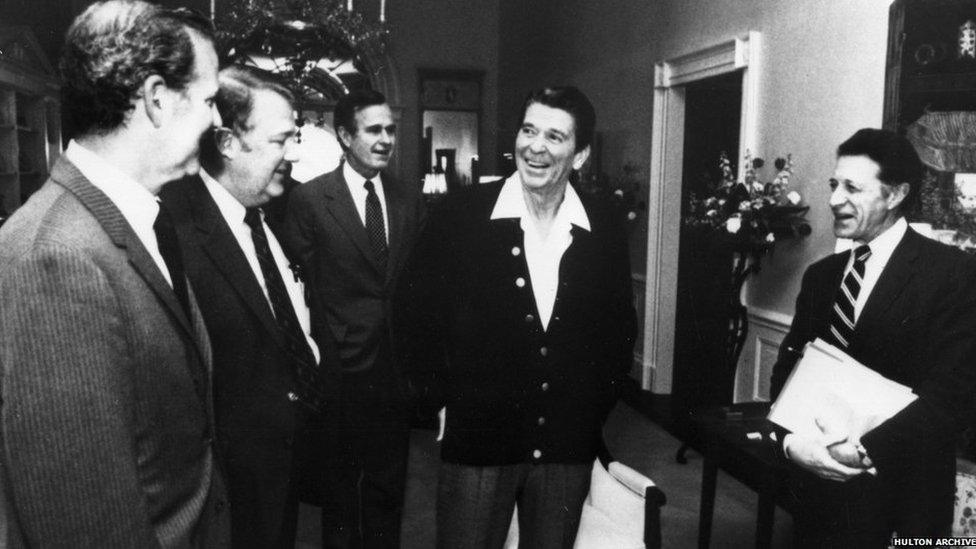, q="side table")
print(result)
[696,402,795,549]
